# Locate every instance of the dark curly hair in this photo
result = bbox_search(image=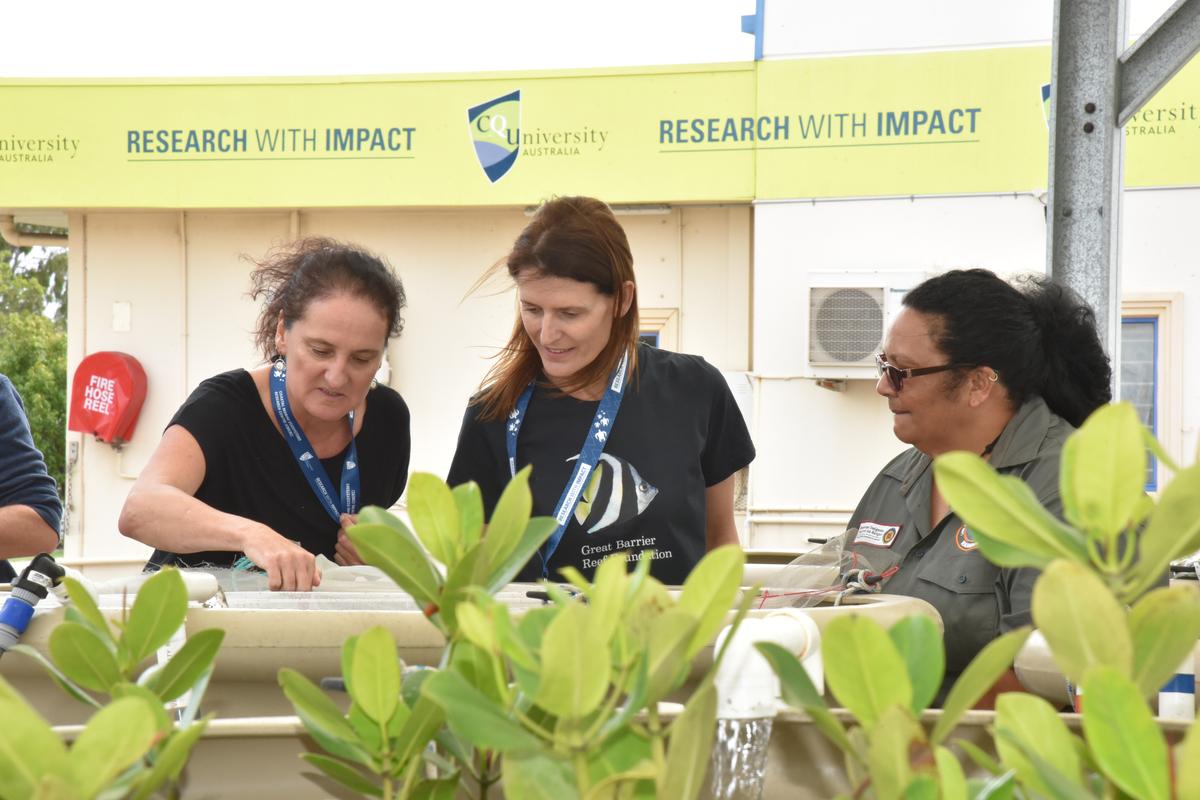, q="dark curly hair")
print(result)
[249,237,406,361]
[902,268,1111,427]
